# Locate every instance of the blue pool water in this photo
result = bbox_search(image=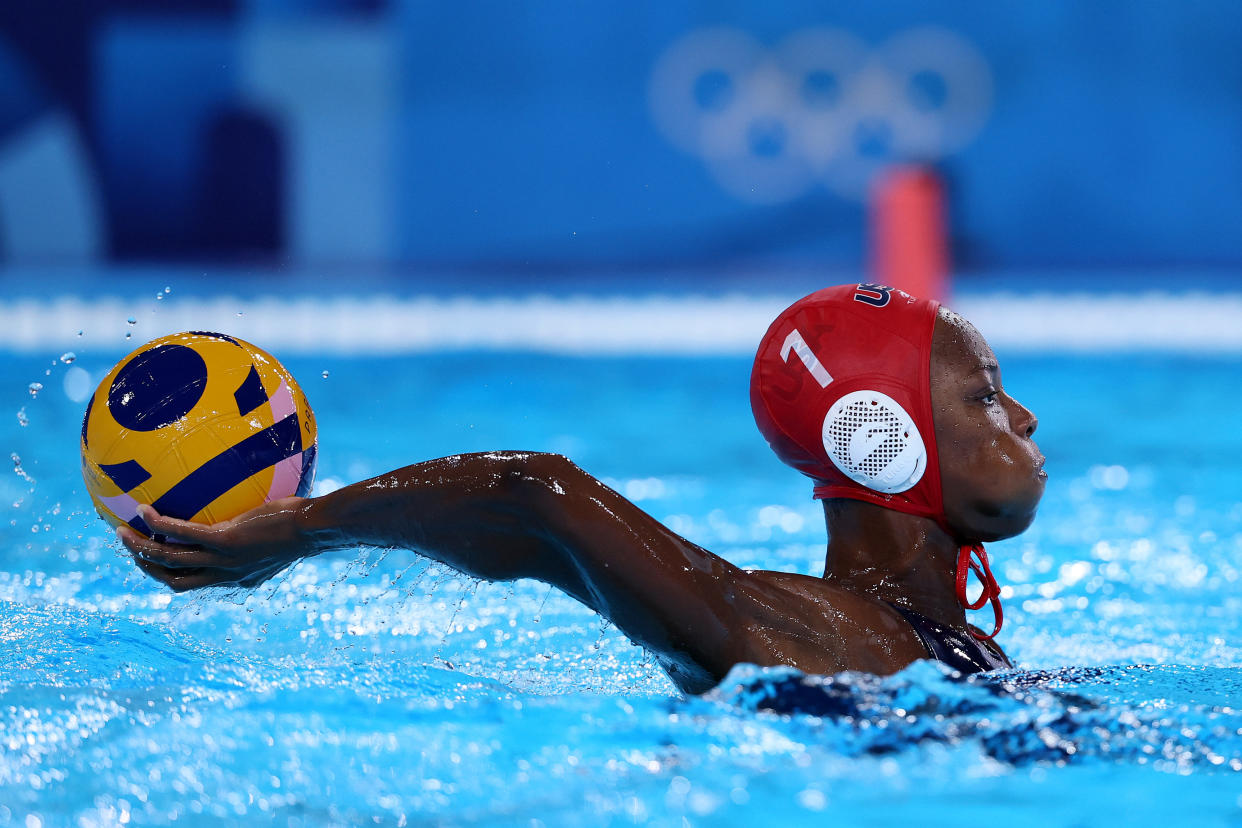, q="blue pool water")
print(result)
[3,327,1242,824]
